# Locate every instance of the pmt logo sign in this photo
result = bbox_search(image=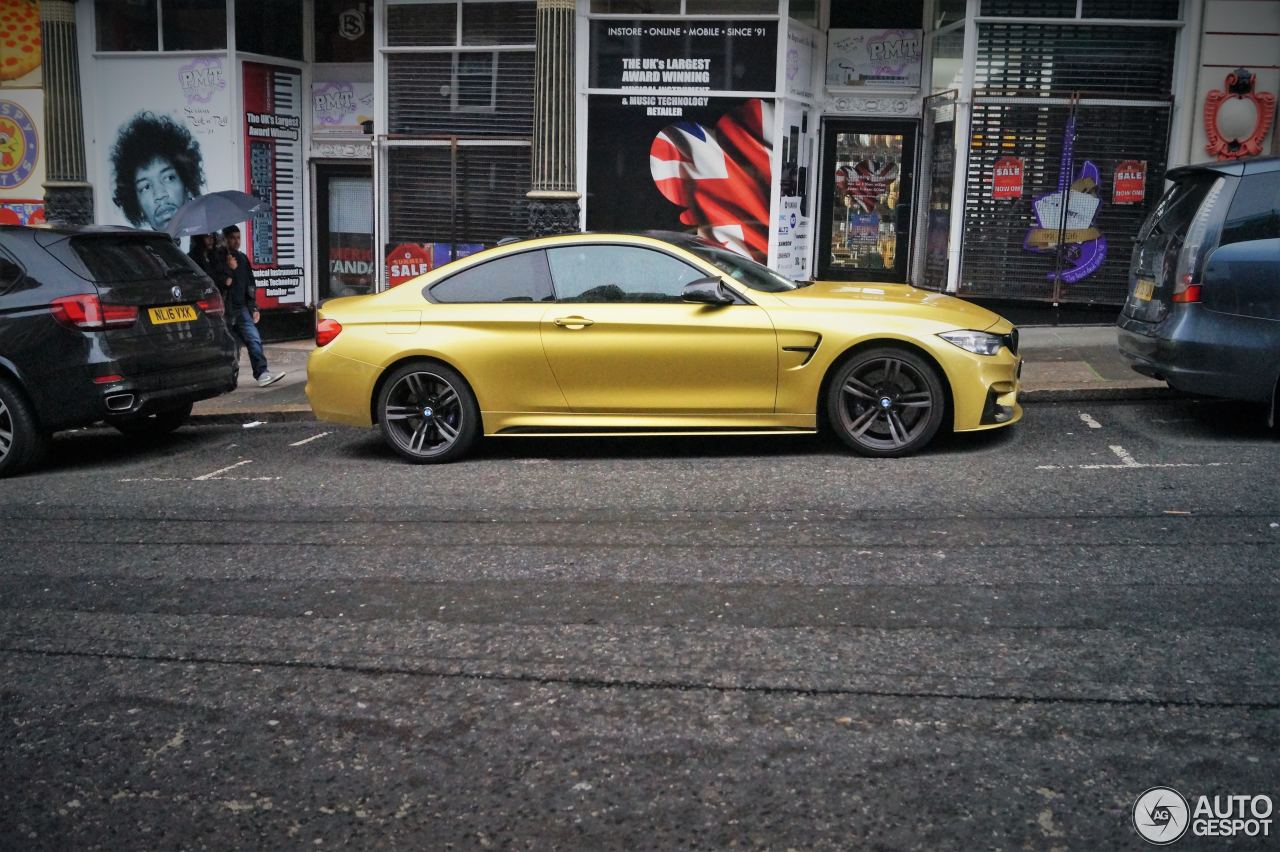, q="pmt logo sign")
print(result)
[1133,787,1274,844]
[1133,787,1190,845]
